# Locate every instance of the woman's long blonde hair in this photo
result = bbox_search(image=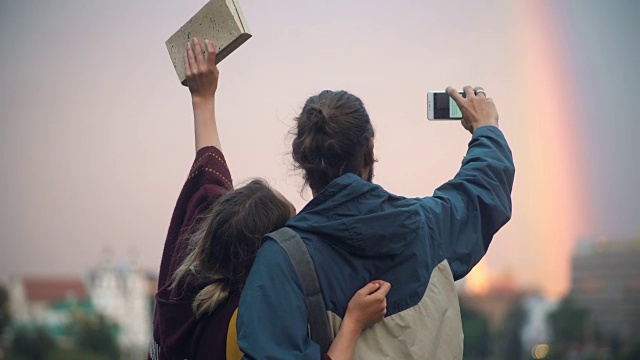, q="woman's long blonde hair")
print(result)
[172,179,292,318]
